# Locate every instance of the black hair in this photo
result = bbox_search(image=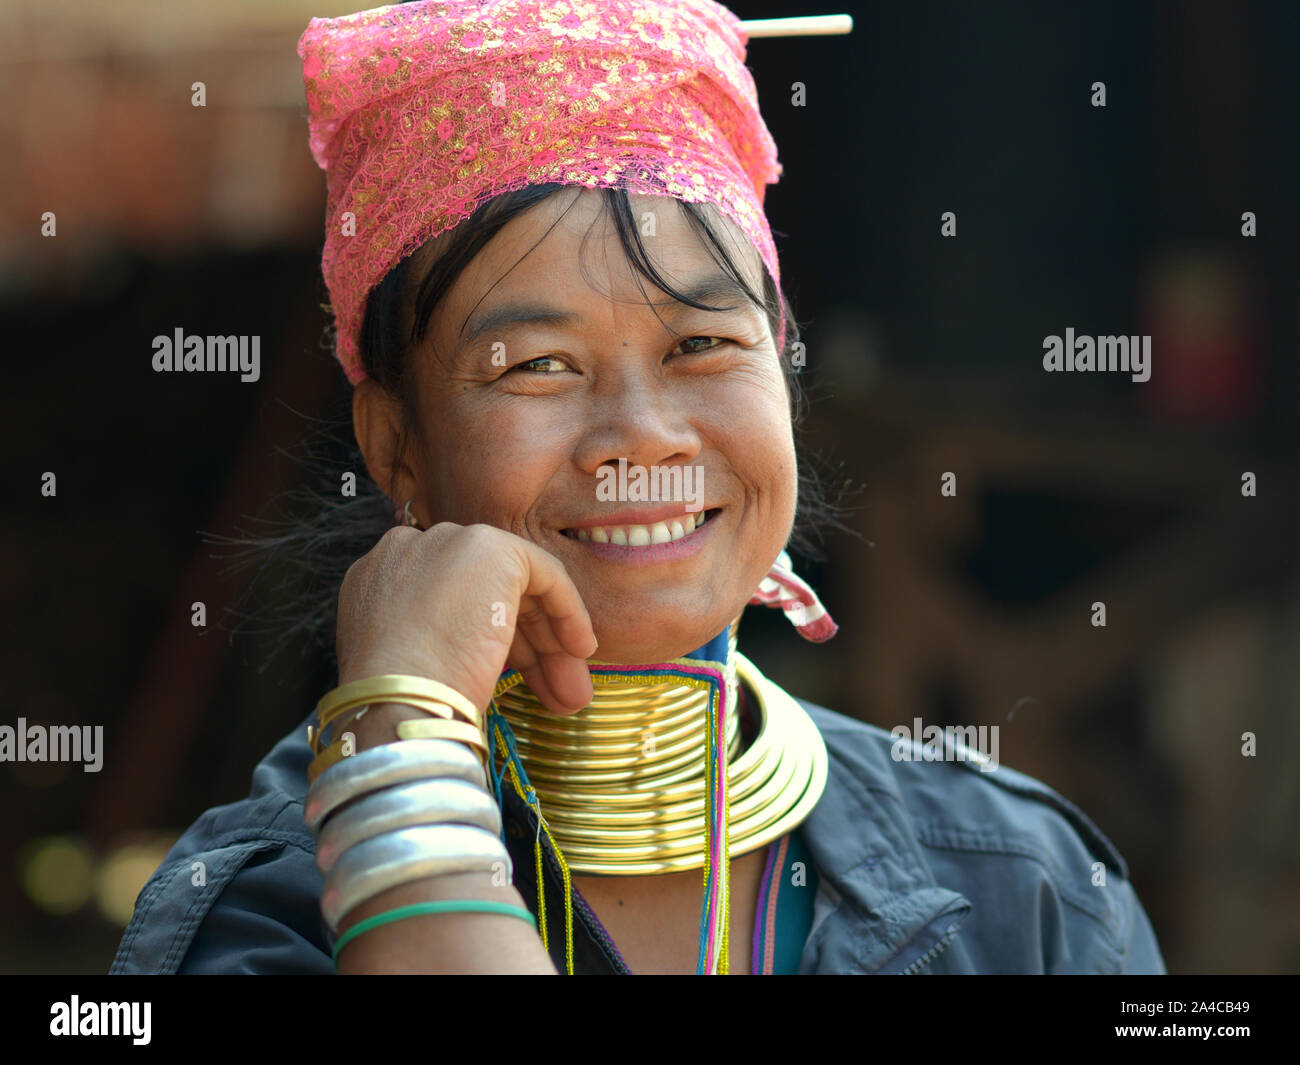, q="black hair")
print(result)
[212,181,853,672]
